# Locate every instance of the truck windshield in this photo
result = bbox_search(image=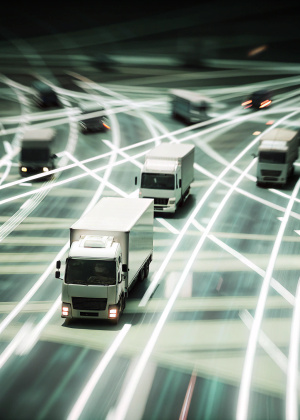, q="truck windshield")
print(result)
[259,151,286,164]
[141,173,174,190]
[65,259,116,286]
[21,148,50,162]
